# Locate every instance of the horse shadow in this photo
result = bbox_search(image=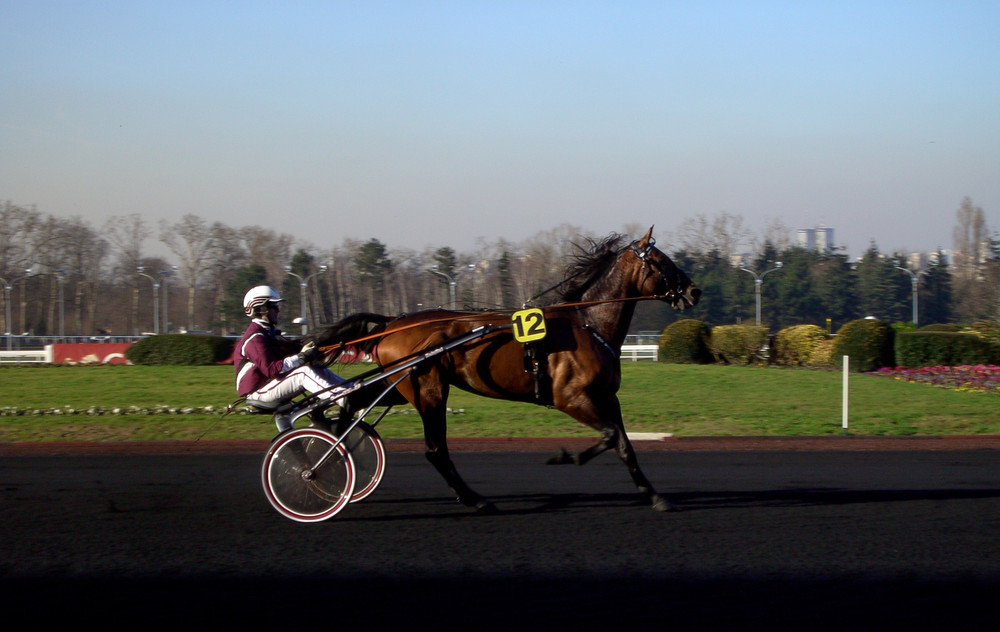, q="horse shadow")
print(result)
[332,487,1000,521]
